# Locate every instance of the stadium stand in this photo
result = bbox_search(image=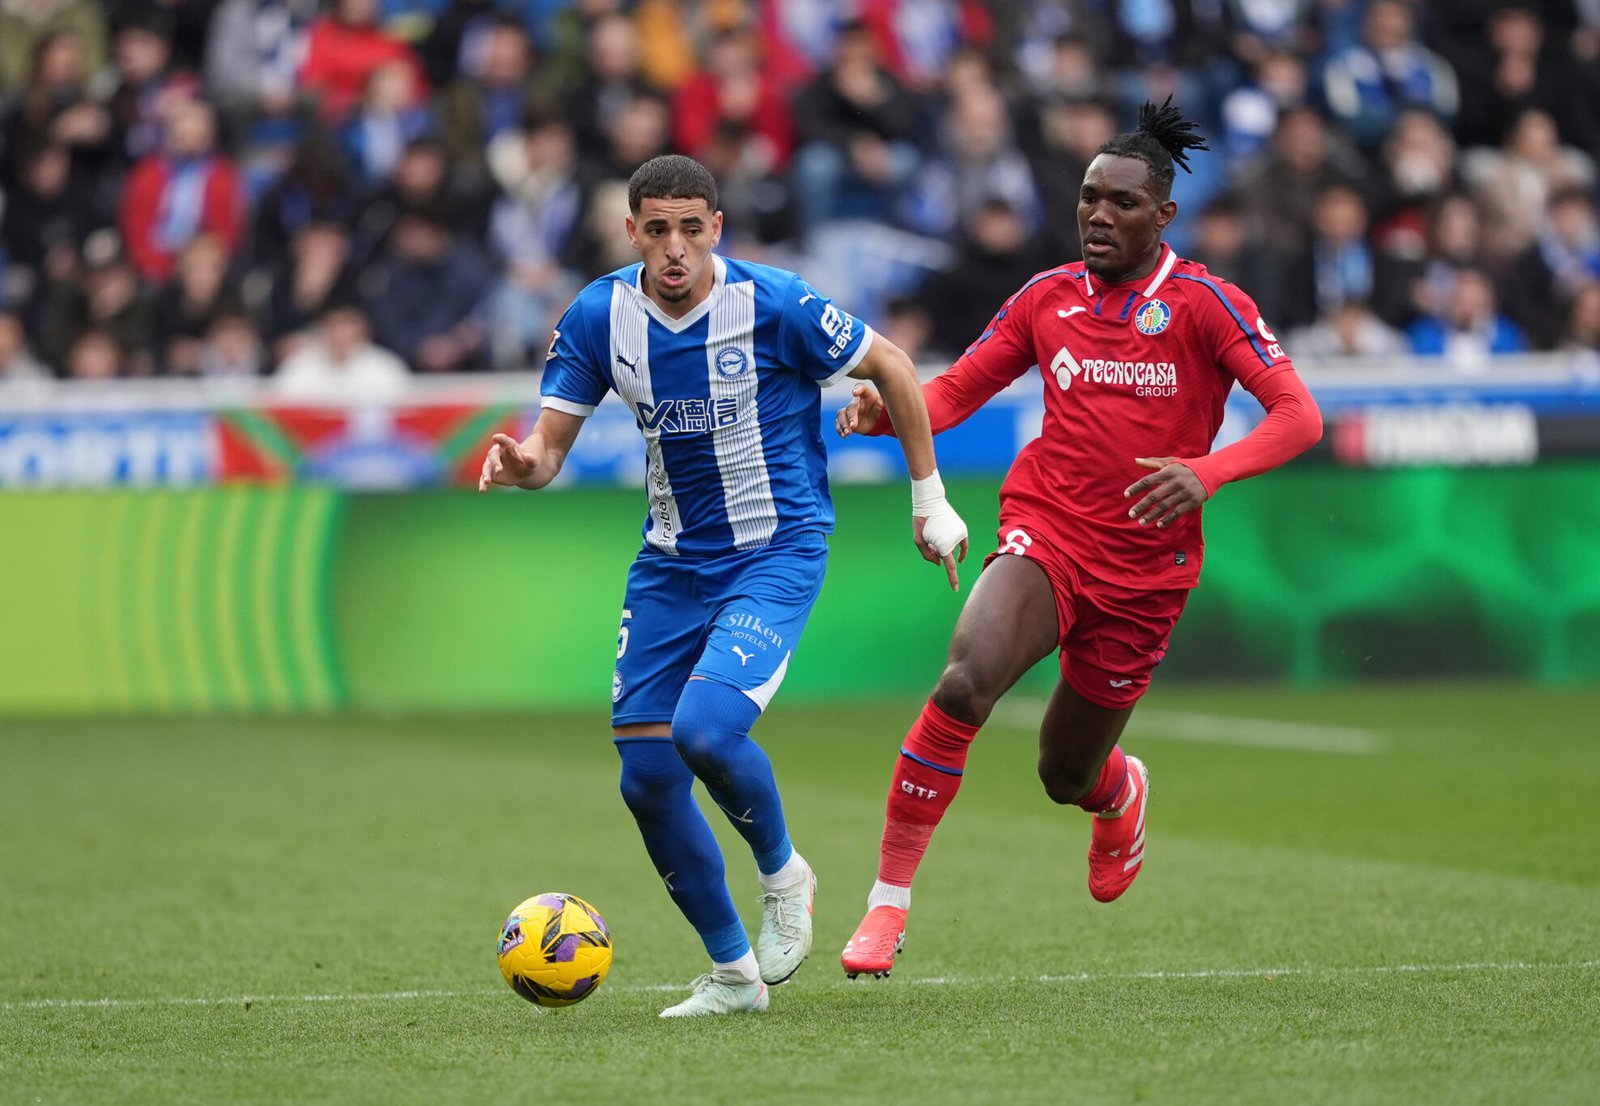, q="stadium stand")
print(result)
[1,0,1599,381]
